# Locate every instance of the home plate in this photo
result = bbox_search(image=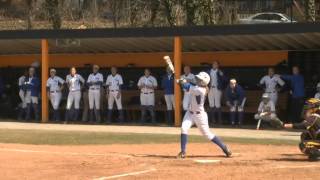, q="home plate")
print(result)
[194,159,221,164]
